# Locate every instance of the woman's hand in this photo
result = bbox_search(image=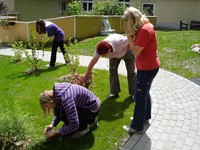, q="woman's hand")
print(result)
[79,75,88,85]
[44,124,53,135]
[45,130,57,138]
